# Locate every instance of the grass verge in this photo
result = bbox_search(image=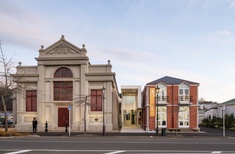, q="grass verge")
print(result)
[0,131,30,136]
